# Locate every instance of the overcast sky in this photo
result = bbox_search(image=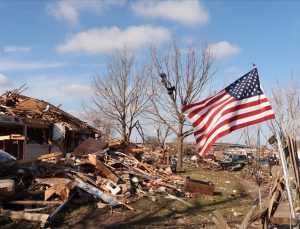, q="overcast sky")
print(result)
[1,0,299,143]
